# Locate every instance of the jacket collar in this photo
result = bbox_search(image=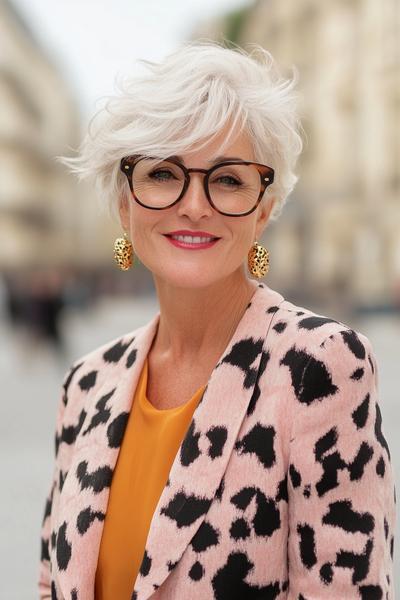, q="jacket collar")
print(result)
[56,282,285,600]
